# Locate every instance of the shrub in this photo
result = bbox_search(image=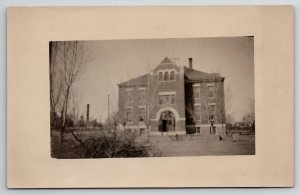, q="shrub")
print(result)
[73,131,156,158]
